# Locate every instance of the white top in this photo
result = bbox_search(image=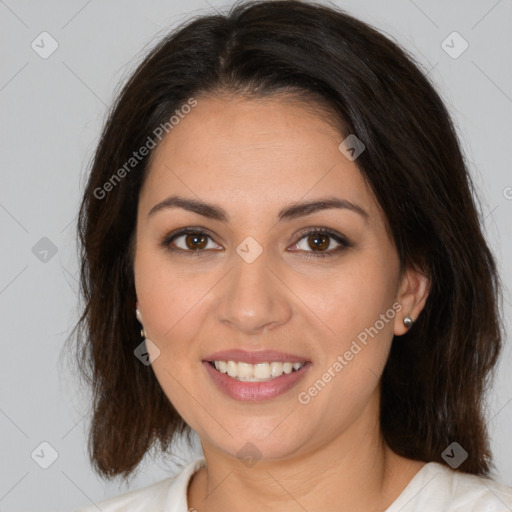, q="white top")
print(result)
[75,457,512,511]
